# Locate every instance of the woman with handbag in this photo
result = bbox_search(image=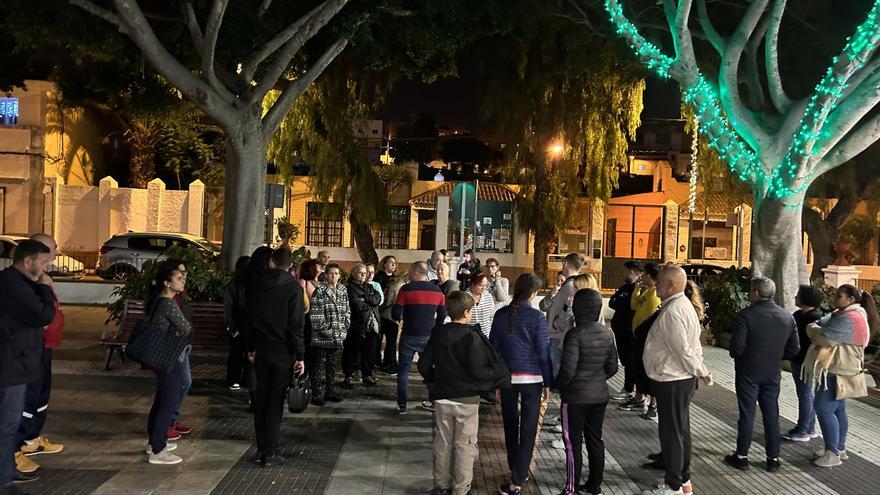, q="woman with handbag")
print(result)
[144,261,192,465]
[803,284,872,468]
